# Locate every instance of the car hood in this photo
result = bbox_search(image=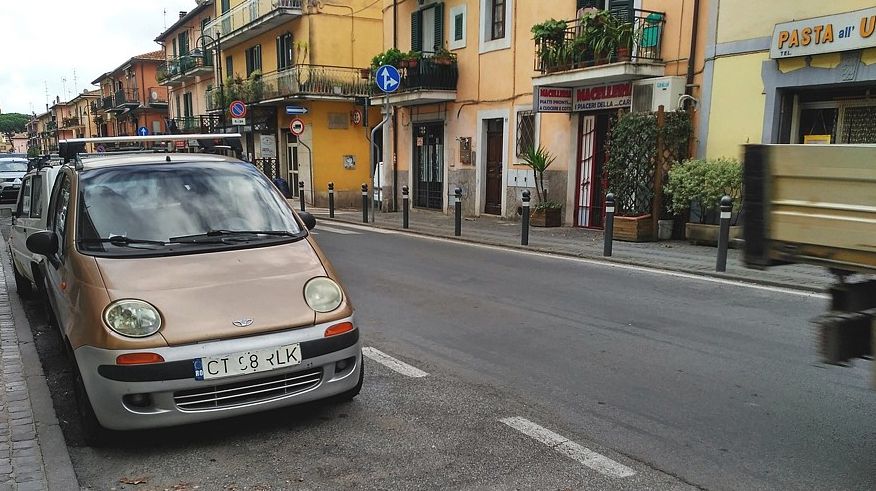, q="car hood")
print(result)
[94,240,326,346]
